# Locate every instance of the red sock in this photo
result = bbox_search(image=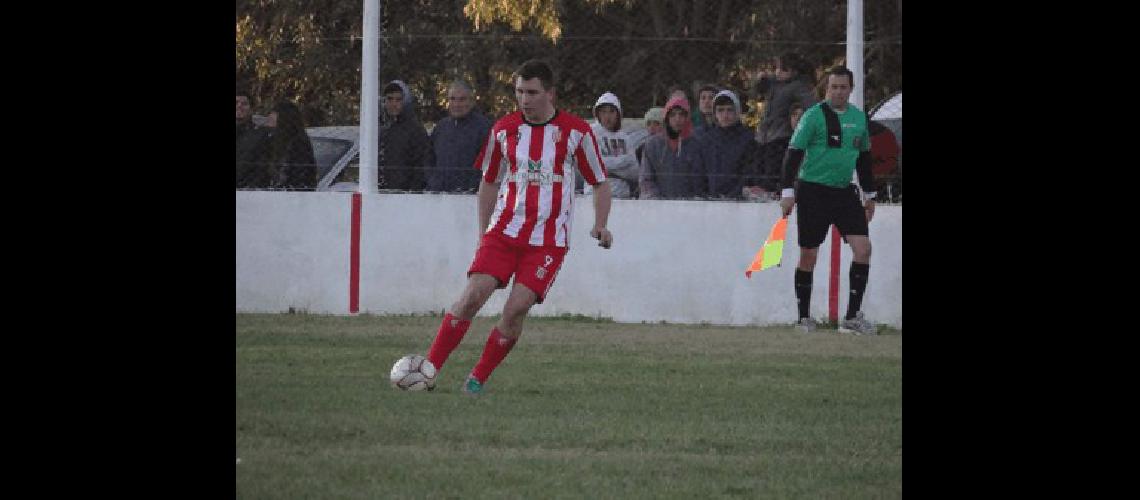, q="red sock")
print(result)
[470,327,517,383]
[426,313,471,370]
